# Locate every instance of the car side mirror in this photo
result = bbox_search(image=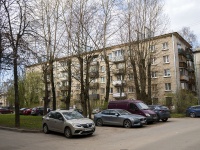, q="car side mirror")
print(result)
[59,117,64,121]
